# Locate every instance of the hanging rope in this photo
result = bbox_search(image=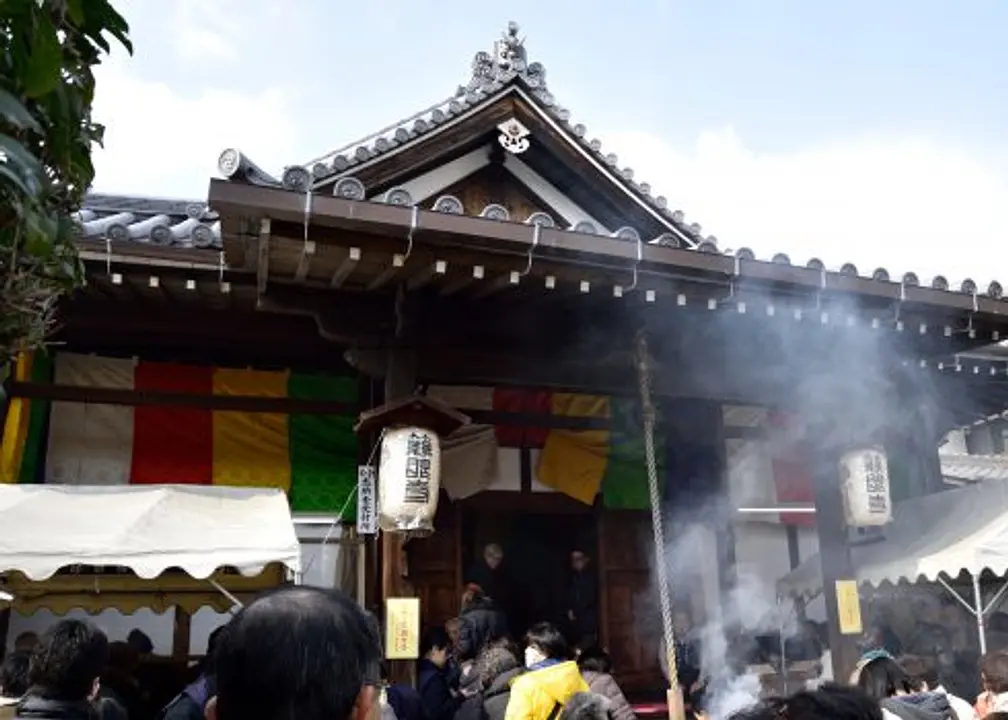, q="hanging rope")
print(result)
[636,332,681,701]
